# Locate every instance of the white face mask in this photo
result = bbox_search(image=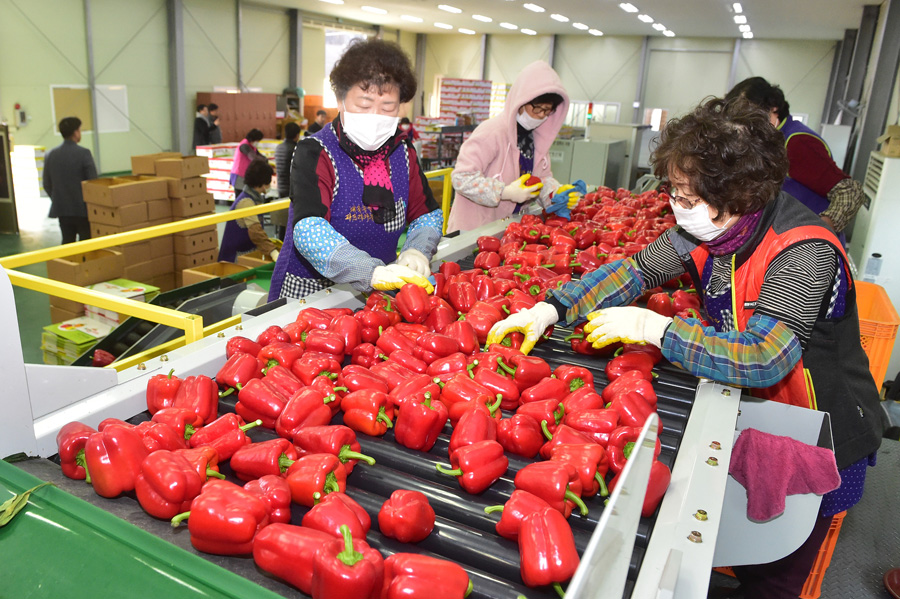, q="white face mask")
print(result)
[341,103,399,151]
[670,199,734,242]
[516,109,547,131]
